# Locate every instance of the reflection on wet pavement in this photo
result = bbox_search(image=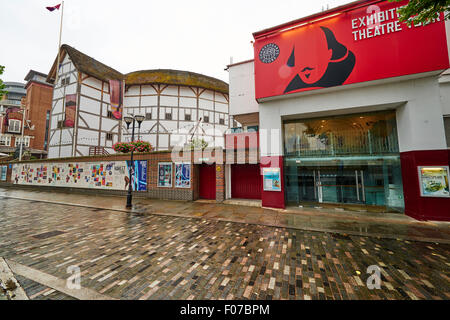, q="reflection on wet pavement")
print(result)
[0,197,449,300]
[0,187,449,244]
